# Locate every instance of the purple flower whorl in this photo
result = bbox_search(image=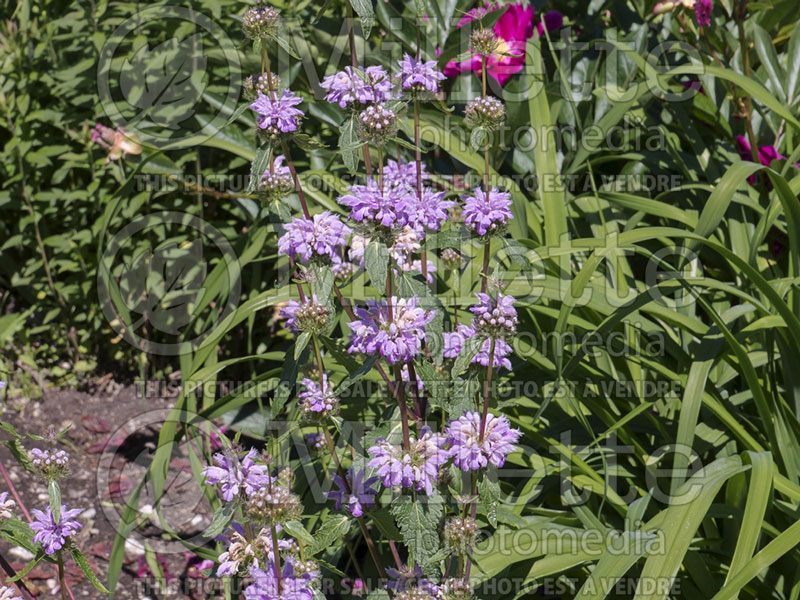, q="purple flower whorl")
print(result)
[278,211,352,263]
[462,187,513,236]
[446,411,520,471]
[348,296,434,364]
